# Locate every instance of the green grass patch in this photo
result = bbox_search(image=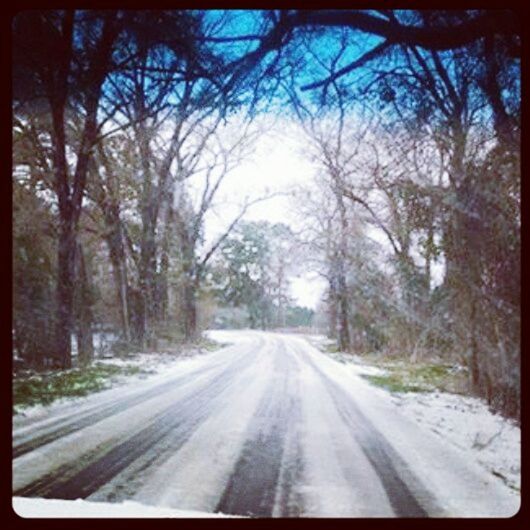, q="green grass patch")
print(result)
[314,336,468,396]
[361,362,467,394]
[156,327,186,344]
[13,363,151,411]
[323,342,340,354]
[198,337,229,352]
[311,338,340,354]
[362,374,426,393]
